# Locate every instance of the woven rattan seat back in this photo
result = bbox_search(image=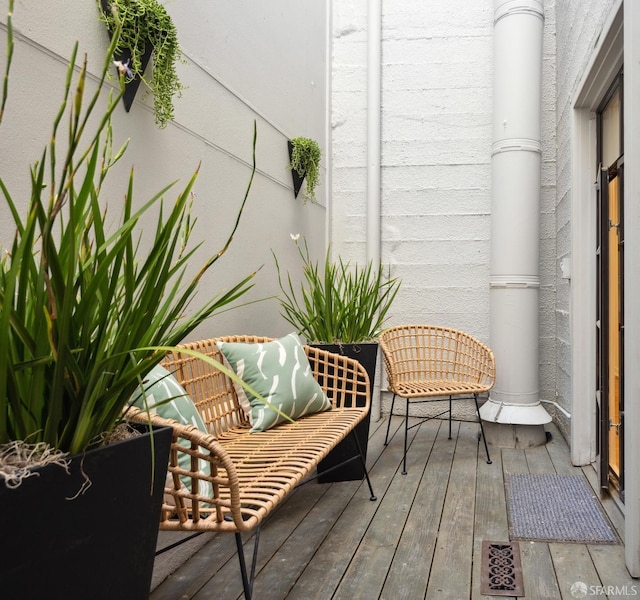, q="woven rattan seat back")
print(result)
[379,325,495,473]
[161,337,256,437]
[379,325,495,396]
